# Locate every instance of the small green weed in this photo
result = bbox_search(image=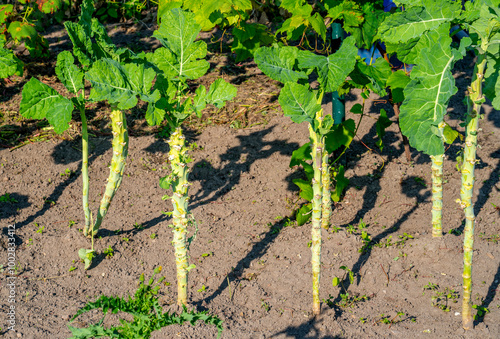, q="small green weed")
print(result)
[0,193,17,203]
[35,223,45,234]
[67,267,223,338]
[473,304,489,321]
[103,246,114,258]
[378,311,405,326]
[261,300,270,312]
